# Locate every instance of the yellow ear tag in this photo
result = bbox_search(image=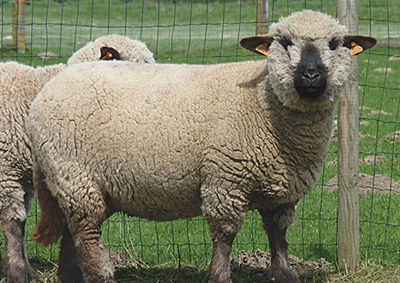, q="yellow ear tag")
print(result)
[350,42,363,56]
[255,43,269,56]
